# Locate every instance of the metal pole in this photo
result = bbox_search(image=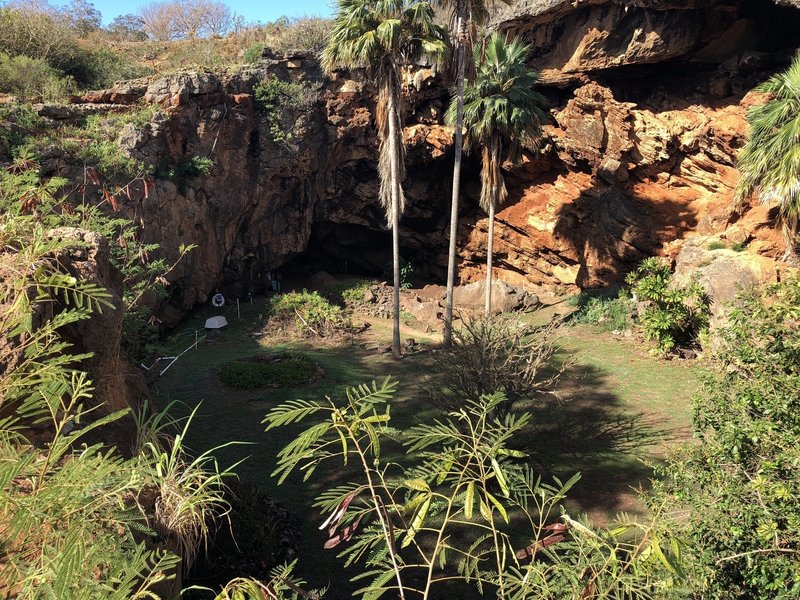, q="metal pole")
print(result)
[237,298,240,319]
